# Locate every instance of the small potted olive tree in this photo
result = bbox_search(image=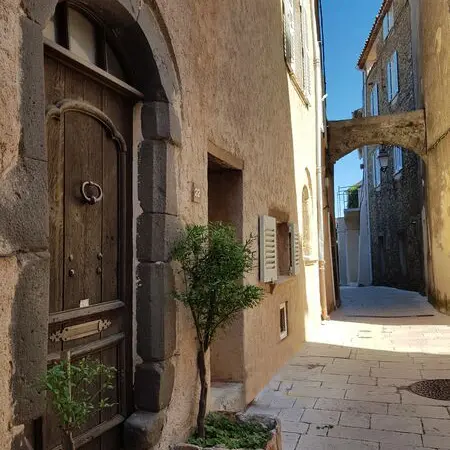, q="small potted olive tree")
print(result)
[172,223,281,449]
[41,352,116,450]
